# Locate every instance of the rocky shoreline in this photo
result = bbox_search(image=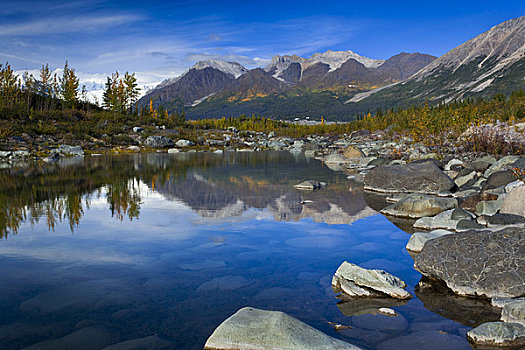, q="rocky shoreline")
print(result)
[2,127,524,348]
